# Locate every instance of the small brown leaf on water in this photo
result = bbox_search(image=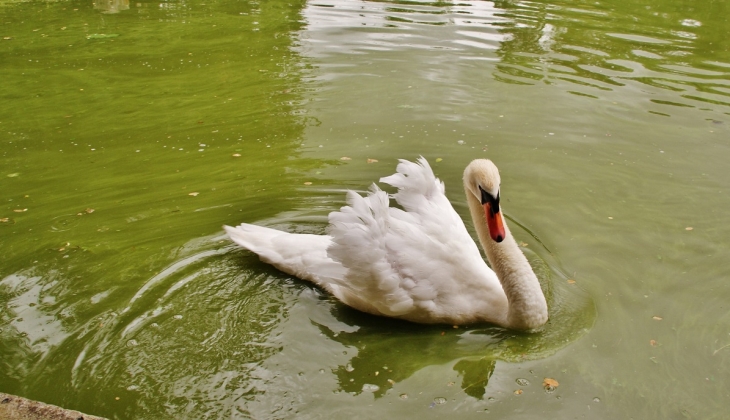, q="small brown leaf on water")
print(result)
[85,208,94,214]
[188,192,199,196]
[367,158,378,164]
[514,389,523,395]
[0,218,9,223]
[567,279,576,284]
[13,208,27,213]
[685,227,693,231]
[652,316,663,321]
[543,378,559,388]
[232,153,241,157]
[340,156,352,161]
[303,182,312,186]
[650,339,657,347]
